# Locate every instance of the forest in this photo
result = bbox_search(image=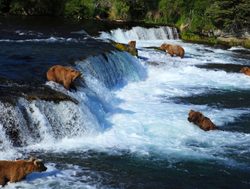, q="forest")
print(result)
[0,0,249,45]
